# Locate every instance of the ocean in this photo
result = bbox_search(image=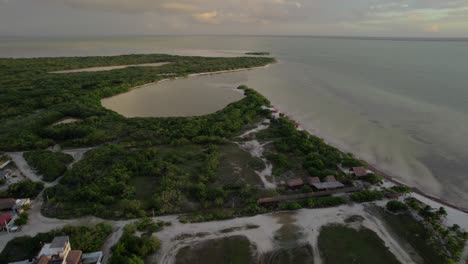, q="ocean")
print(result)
[1,36,467,208]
